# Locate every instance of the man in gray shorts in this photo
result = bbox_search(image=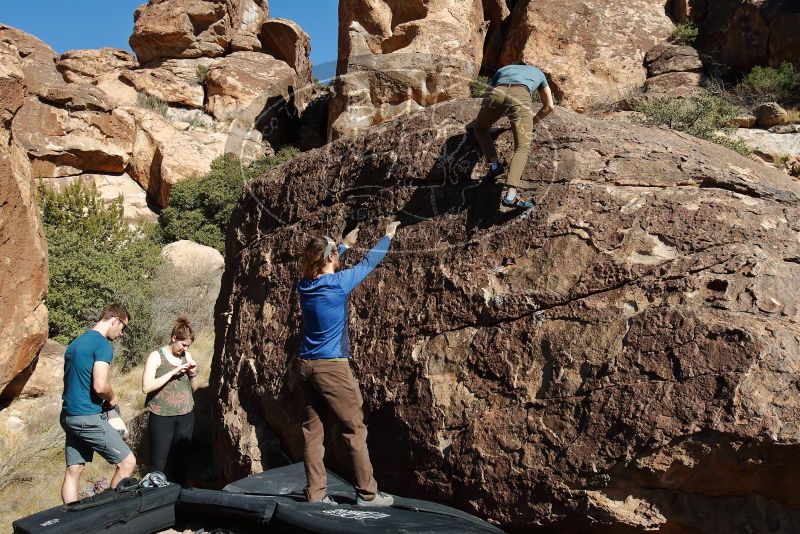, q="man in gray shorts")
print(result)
[60,304,136,503]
